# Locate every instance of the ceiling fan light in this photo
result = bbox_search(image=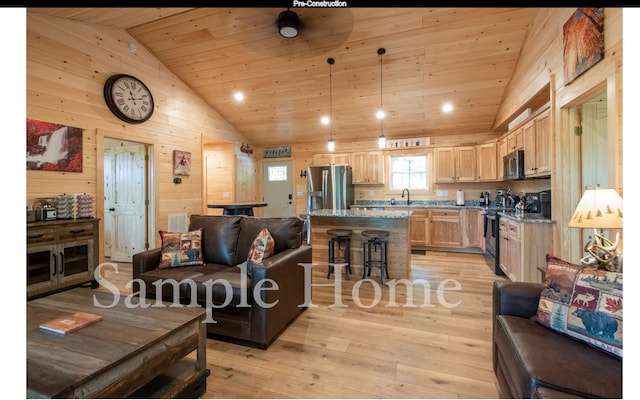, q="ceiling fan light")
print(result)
[278,10,301,38]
